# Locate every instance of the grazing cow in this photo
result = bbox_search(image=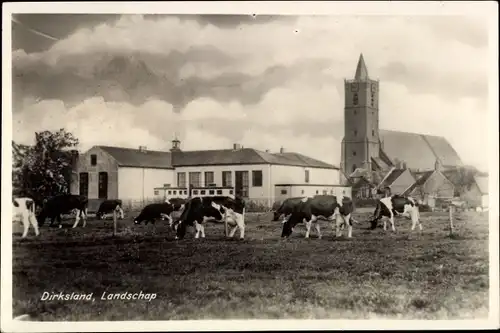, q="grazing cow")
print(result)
[37,194,88,228]
[175,196,246,240]
[281,195,354,239]
[369,195,421,232]
[272,197,305,222]
[12,197,39,238]
[96,199,124,220]
[160,198,187,225]
[133,200,185,226]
